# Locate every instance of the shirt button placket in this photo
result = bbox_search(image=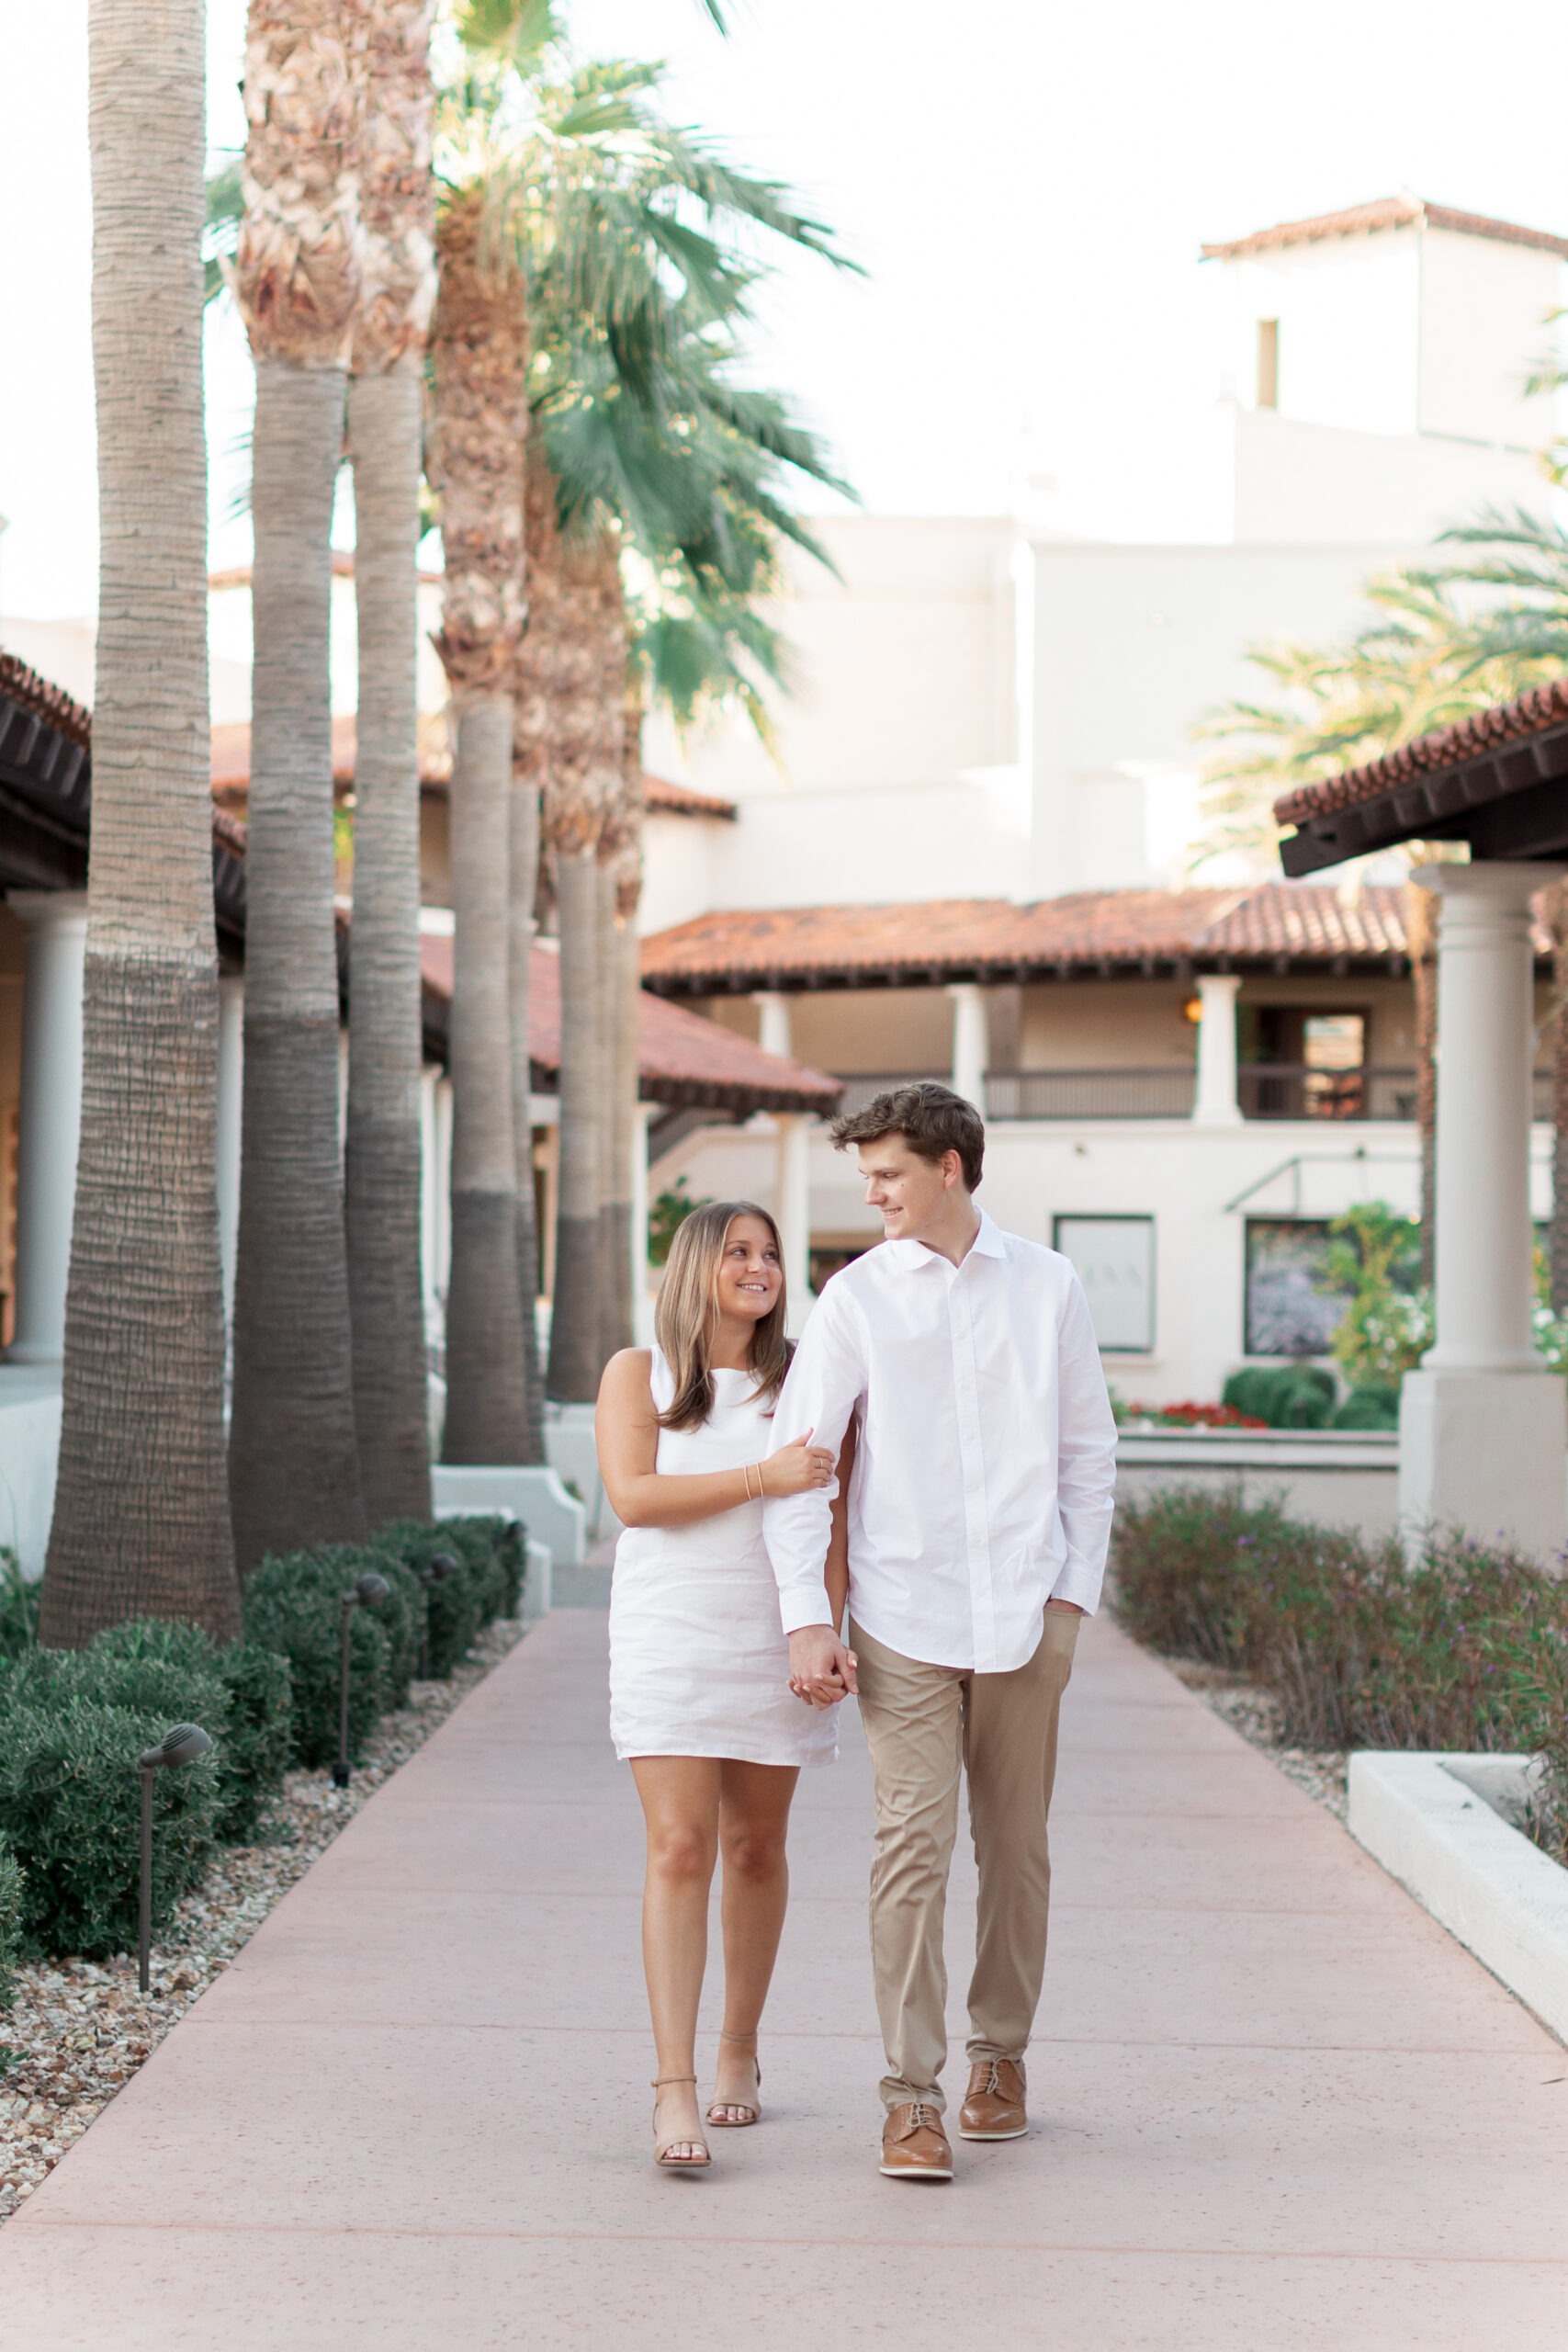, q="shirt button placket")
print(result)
[951,1269,994,1670]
